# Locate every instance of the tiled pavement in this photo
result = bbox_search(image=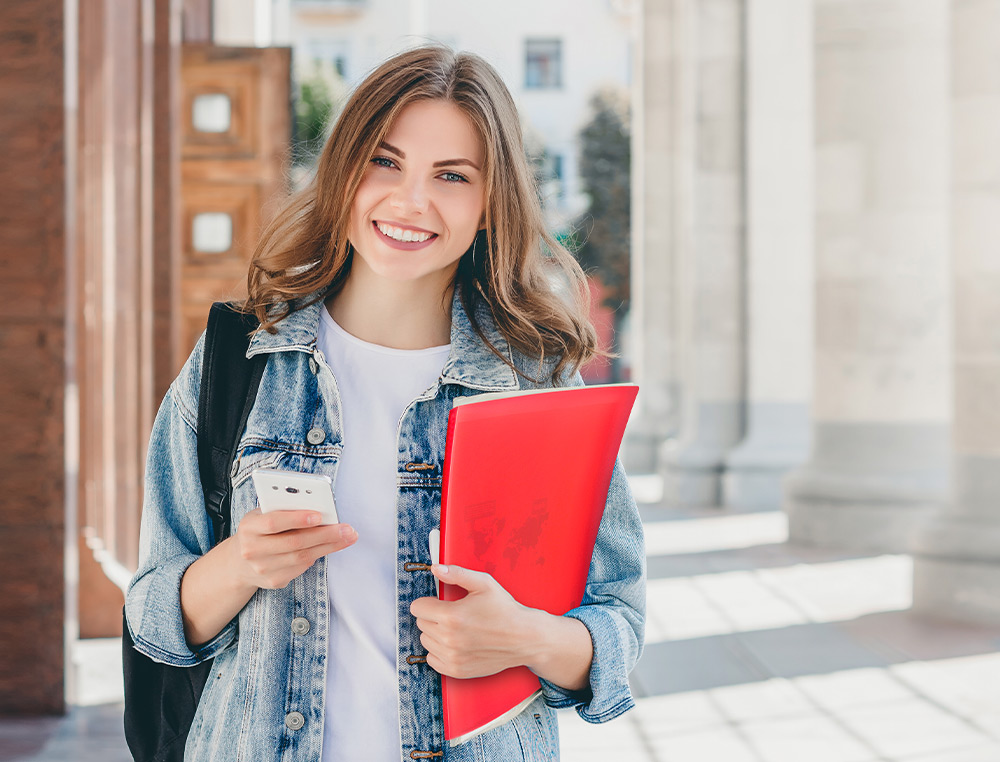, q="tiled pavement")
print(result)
[4,475,1000,761]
